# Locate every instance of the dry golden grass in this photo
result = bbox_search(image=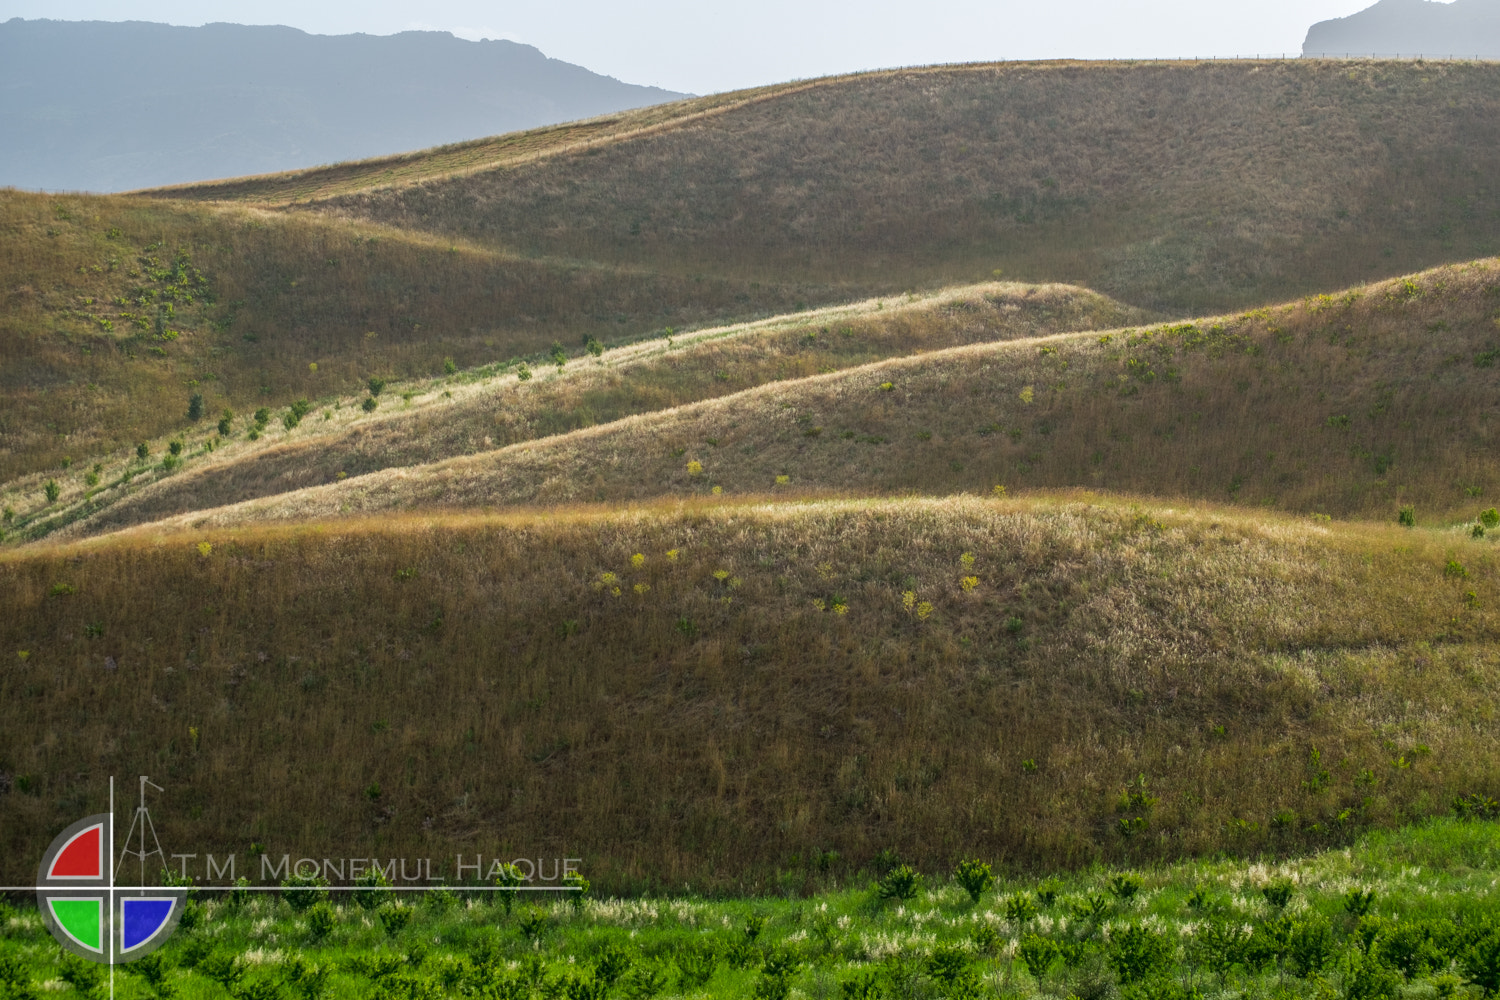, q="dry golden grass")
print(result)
[1,494,1495,889]
[0,190,836,480]
[144,262,1500,533]
[274,60,1500,313]
[18,282,1139,541]
[141,83,814,204]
